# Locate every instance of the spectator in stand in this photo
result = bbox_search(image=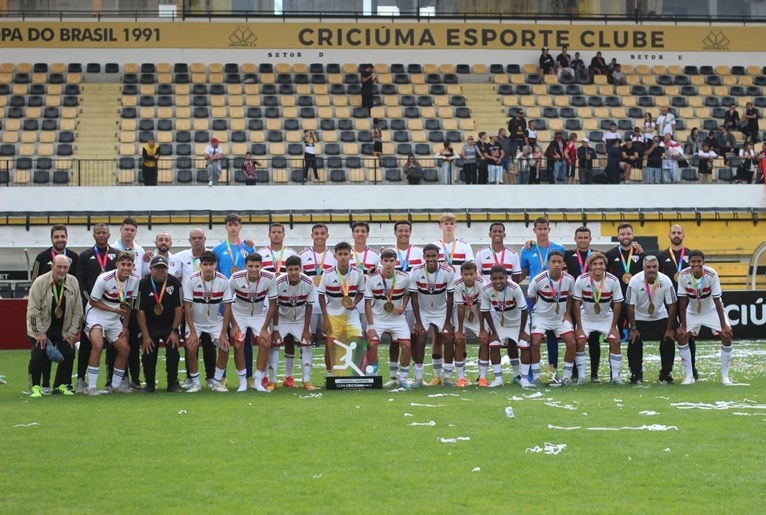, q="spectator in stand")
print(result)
[643,136,663,184]
[241,152,263,186]
[525,120,538,147]
[437,141,458,184]
[555,46,574,81]
[723,103,740,132]
[204,137,224,186]
[516,144,533,185]
[603,123,621,147]
[577,137,597,184]
[737,141,757,183]
[621,138,640,183]
[460,135,479,184]
[703,130,719,154]
[757,143,766,183]
[545,132,567,184]
[531,143,543,184]
[743,101,760,143]
[697,141,718,184]
[476,131,491,184]
[606,58,619,84]
[372,118,383,163]
[565,133,578,184]
[141,136,160,186]
[641,112,656,143]
[716,126,737,156]
[539,48,555,78]
[611,64,627,86]
[656,106,676,138]
[497,128,513,180]
[360,64,376,113]
[605,139,623,184]
[486,135,505,184]
[660,133,682,183]
[570,52,588,81]
[685,127,702,155]
[630,127,646,162]
[403,154,423,185]
[589,51,608,79]
[507,110,526,163]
